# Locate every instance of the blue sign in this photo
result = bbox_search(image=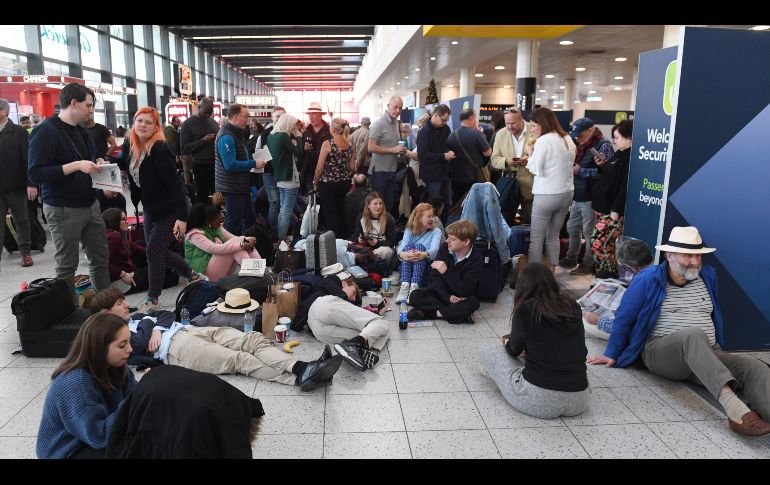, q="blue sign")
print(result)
[662,27,770,350]
[622,46,677,253]
[447,94,481,131]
